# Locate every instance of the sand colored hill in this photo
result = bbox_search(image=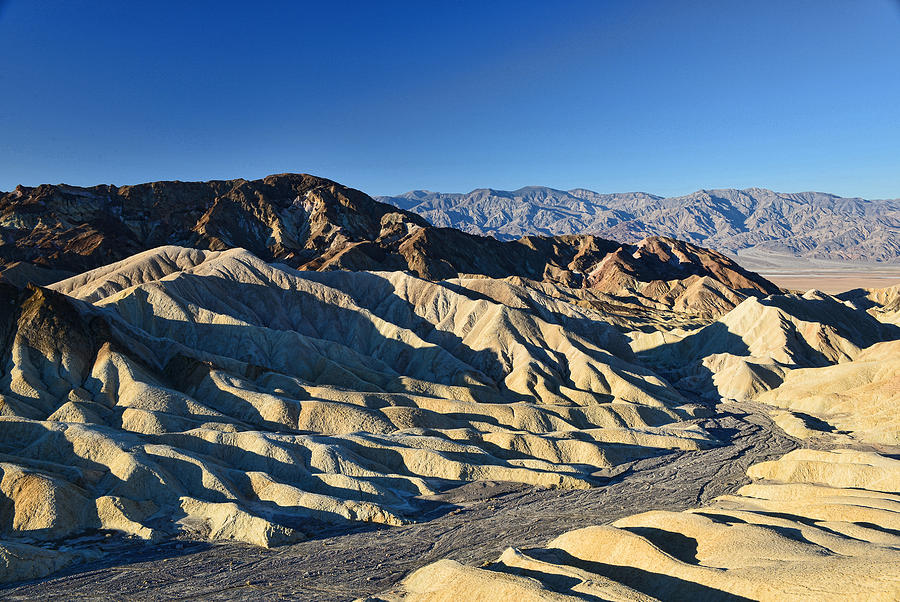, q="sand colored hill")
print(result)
[371,448,900,601]
[840,283,900,325]
[1,241,897,590]
[757,340,900,445]
[629,287,900,447]
[0,246,721,583]
[631,289,899,402]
